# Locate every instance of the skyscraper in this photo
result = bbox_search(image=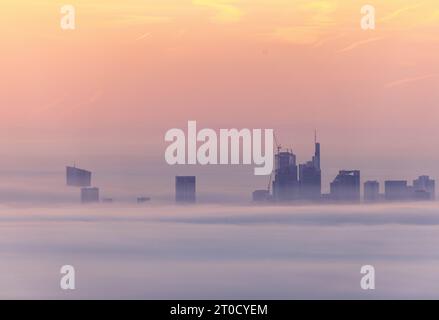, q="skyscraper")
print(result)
[176,176,196,203]
[330,170,360,202]
[272,151,299,201]
[413,175,435,200]
[364,181,379,202]
[384,181,409,201]
[299,134,321,201]
[66,166,92,187]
